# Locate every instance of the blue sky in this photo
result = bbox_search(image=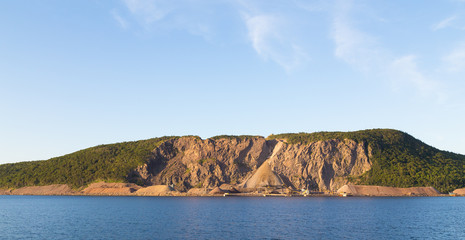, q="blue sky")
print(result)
[1,0,465,164]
